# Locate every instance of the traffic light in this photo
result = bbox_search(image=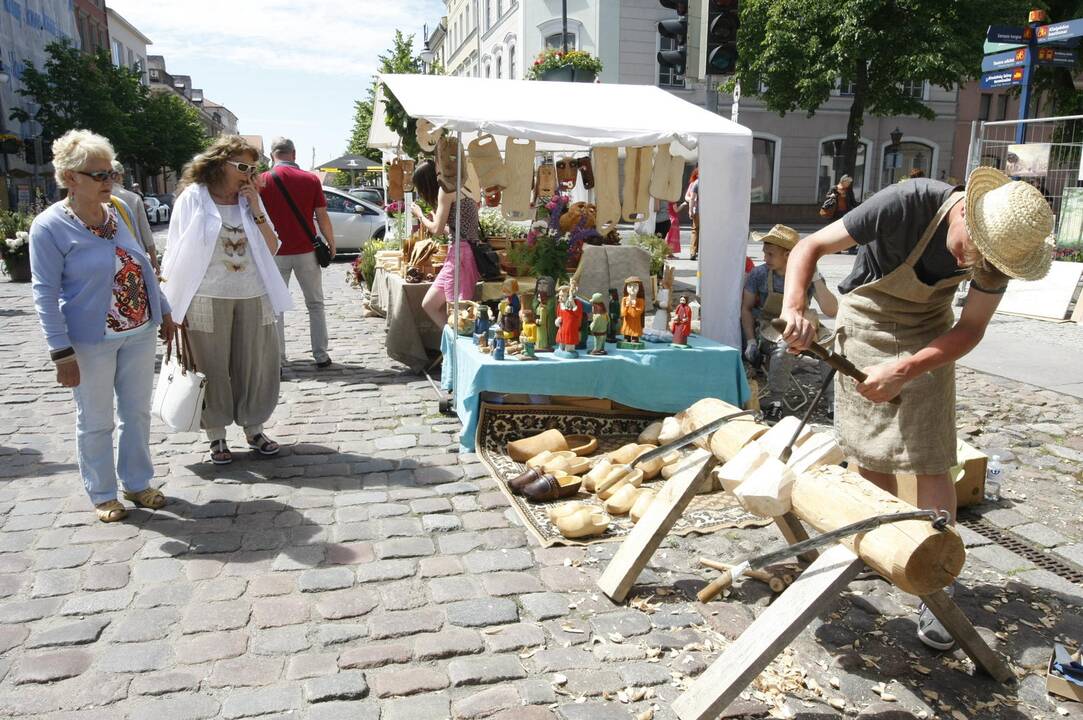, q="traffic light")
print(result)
[706,0,740,75]
[657,1,688,74]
